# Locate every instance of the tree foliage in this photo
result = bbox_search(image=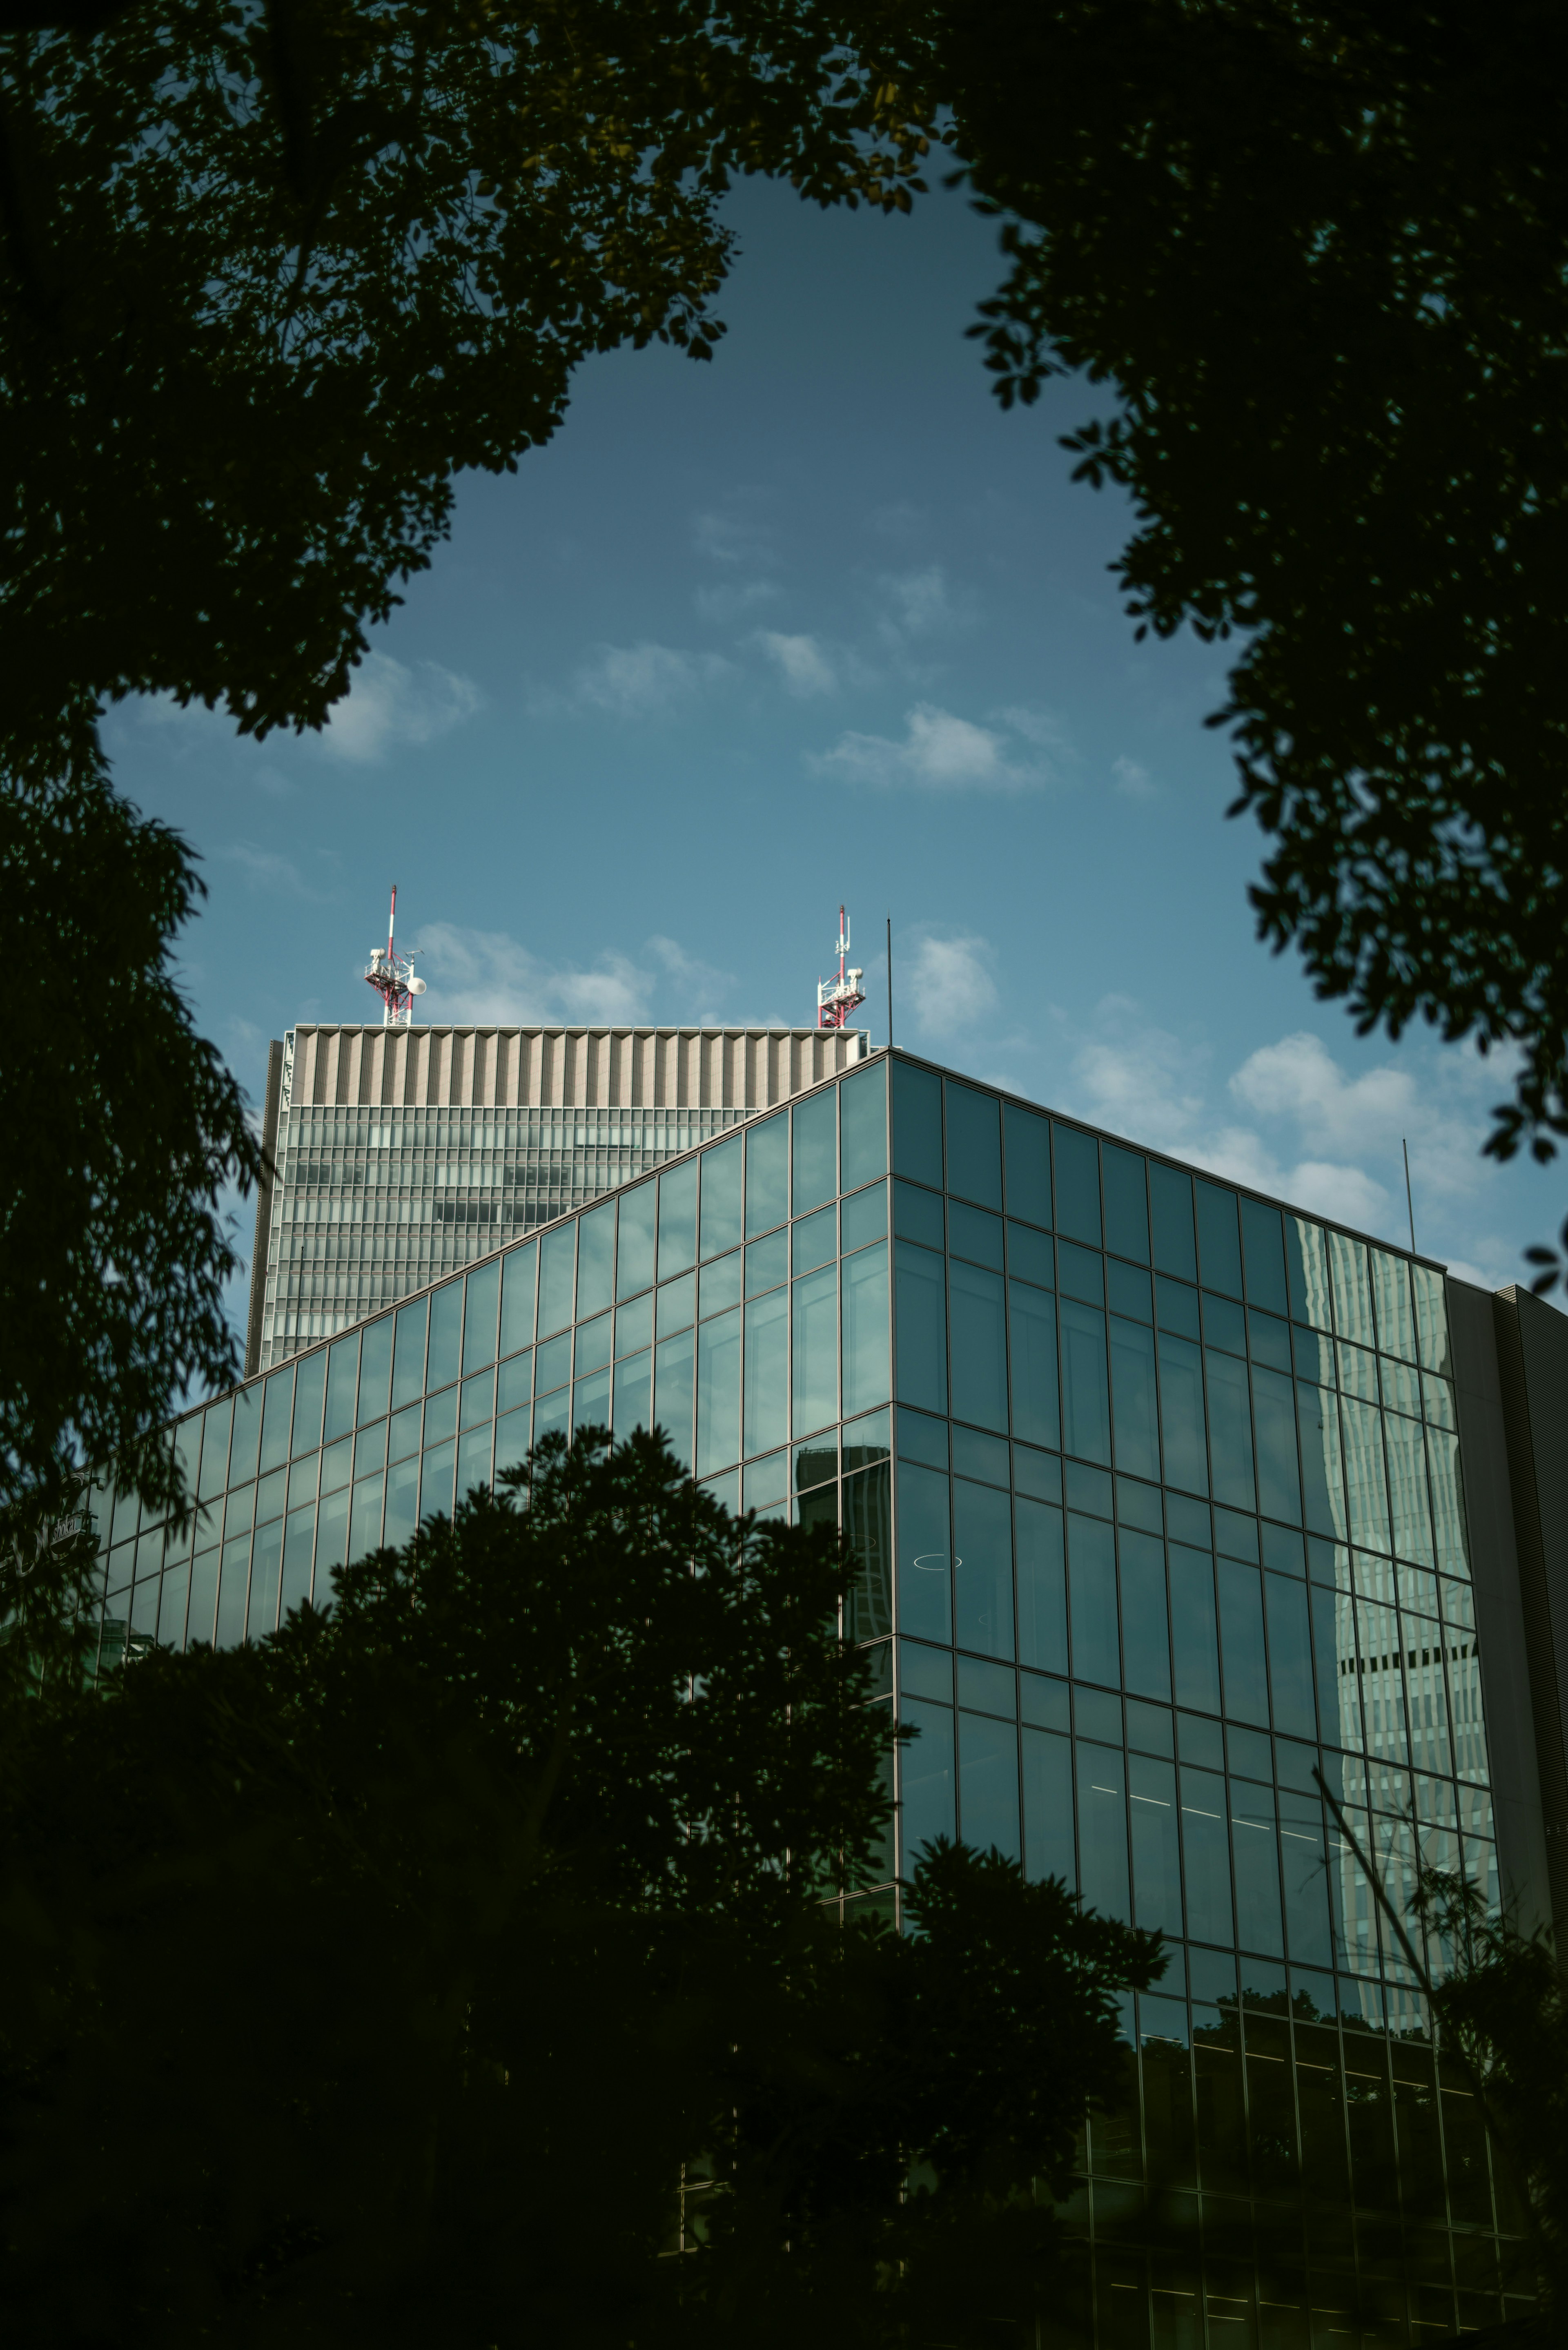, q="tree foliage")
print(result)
[0,0,929,757]
[933,0,1568,1201]
[1415,1864,1568,2312]
[0,1430,1161,2346]
[0,743,259,1522]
